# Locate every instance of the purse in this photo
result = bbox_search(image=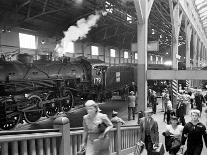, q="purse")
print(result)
[93,137,110,152]
[171,137,181,150]
[98,122,107,133]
